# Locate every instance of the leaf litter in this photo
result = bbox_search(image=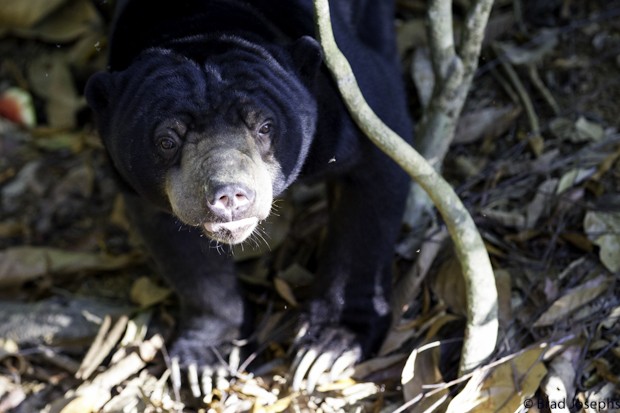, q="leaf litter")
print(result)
[1,0,620,412]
